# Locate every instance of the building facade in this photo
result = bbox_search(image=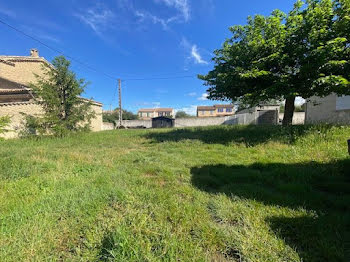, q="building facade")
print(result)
[0,49,103,139]
[305,94,350,124]
[236,104,280,114]
[197,104,235,117]
[138,108,174,120]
